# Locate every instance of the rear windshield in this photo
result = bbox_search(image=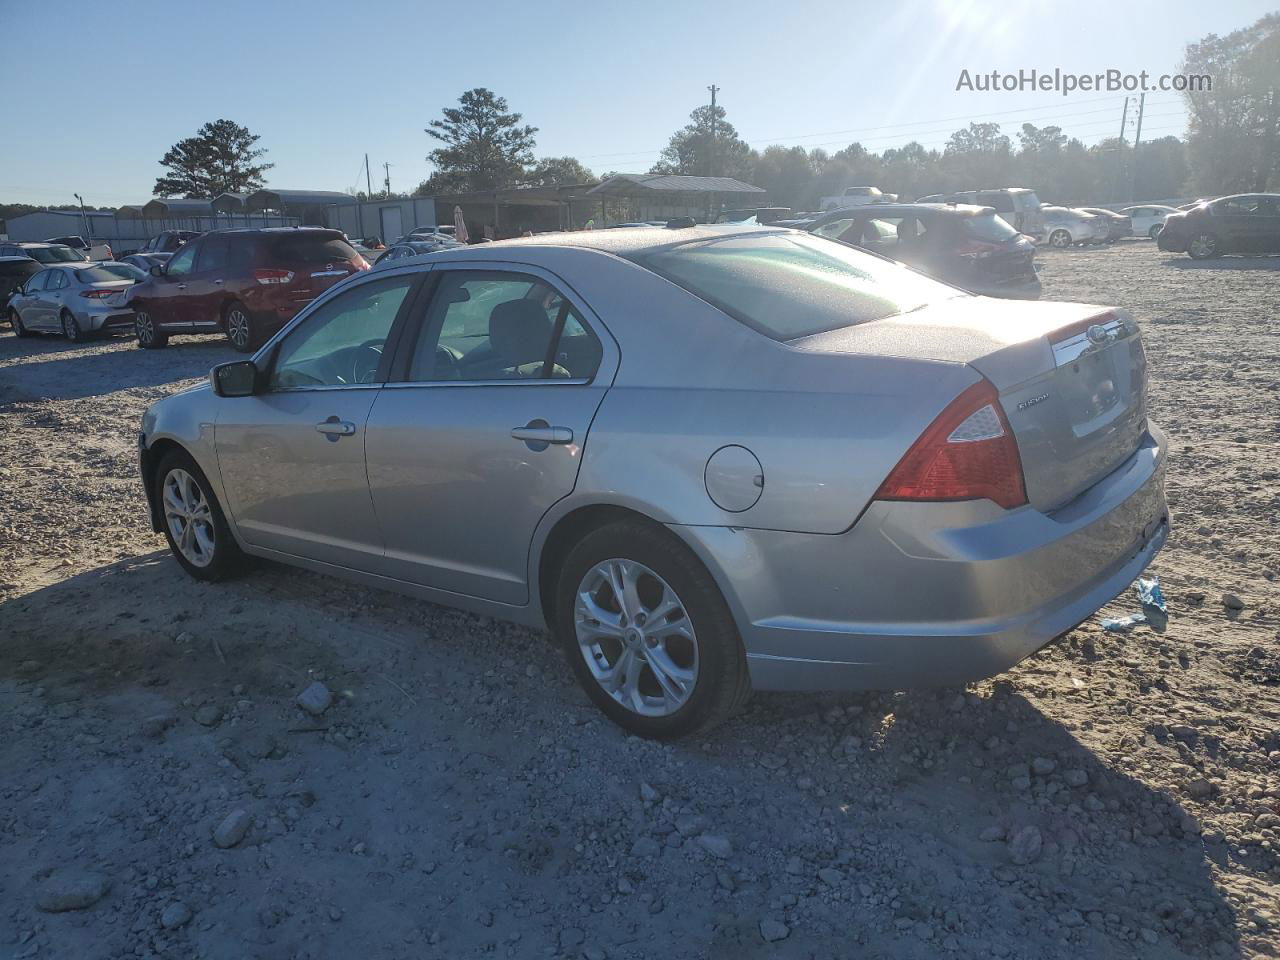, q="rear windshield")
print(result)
[80,264,143,283]
[0,260,41,277]
[267,235,358,264]
[962,213,1020,243]
[28,246,88,263]
[632,232,958,342]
